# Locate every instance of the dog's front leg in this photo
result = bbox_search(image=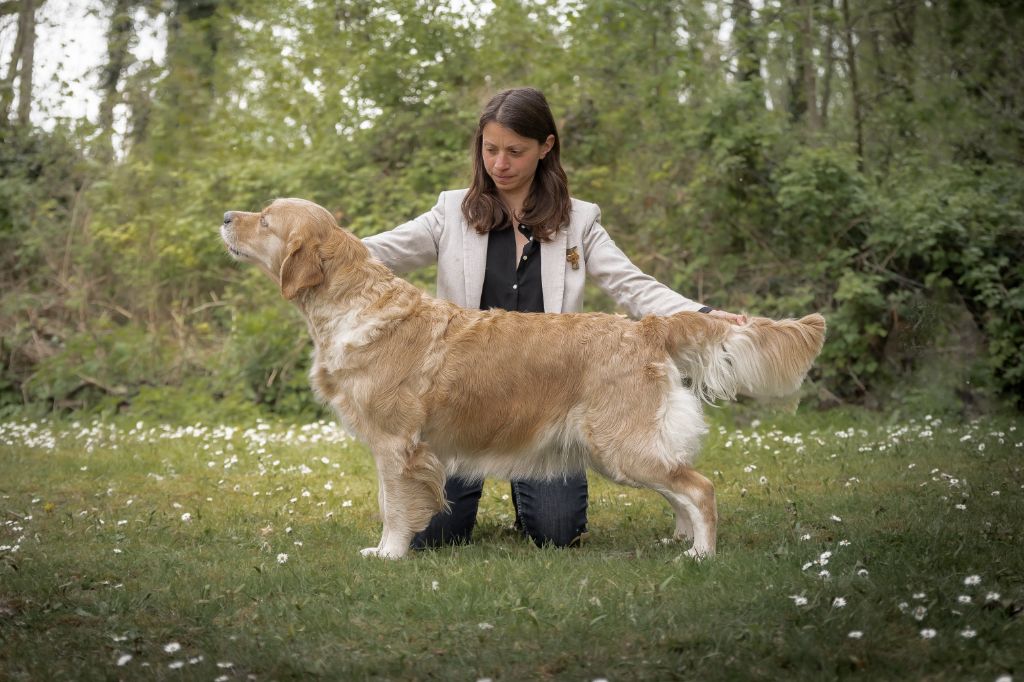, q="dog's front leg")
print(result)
[359,476,394,558]
[361,440,447,560]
